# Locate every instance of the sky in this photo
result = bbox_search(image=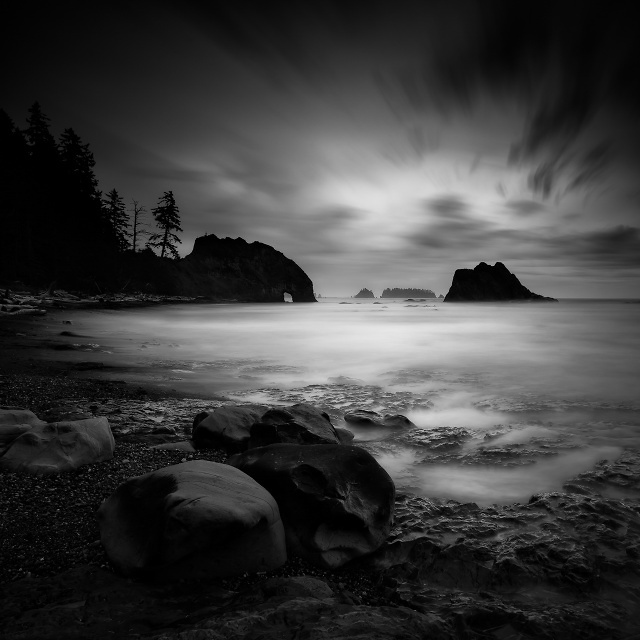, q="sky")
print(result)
[3,0,640,297]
